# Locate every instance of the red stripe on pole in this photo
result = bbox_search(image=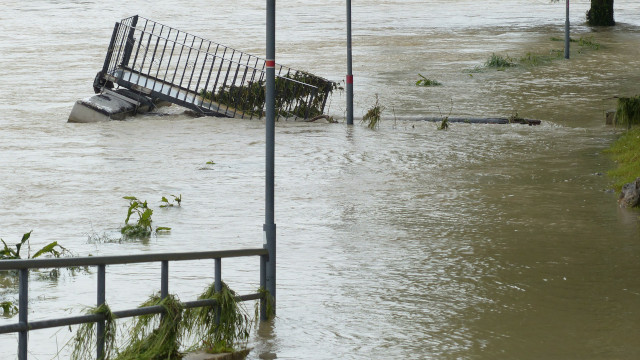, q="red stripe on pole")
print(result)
[266,60,275,68]
[346,75,353,84]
